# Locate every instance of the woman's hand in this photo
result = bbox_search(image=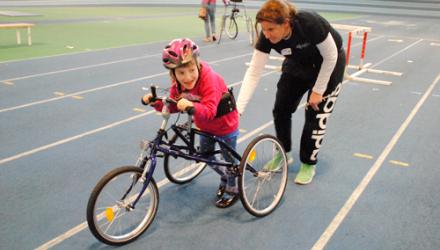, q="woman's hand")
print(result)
[308,91,323,111]
[177,98,194,112]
